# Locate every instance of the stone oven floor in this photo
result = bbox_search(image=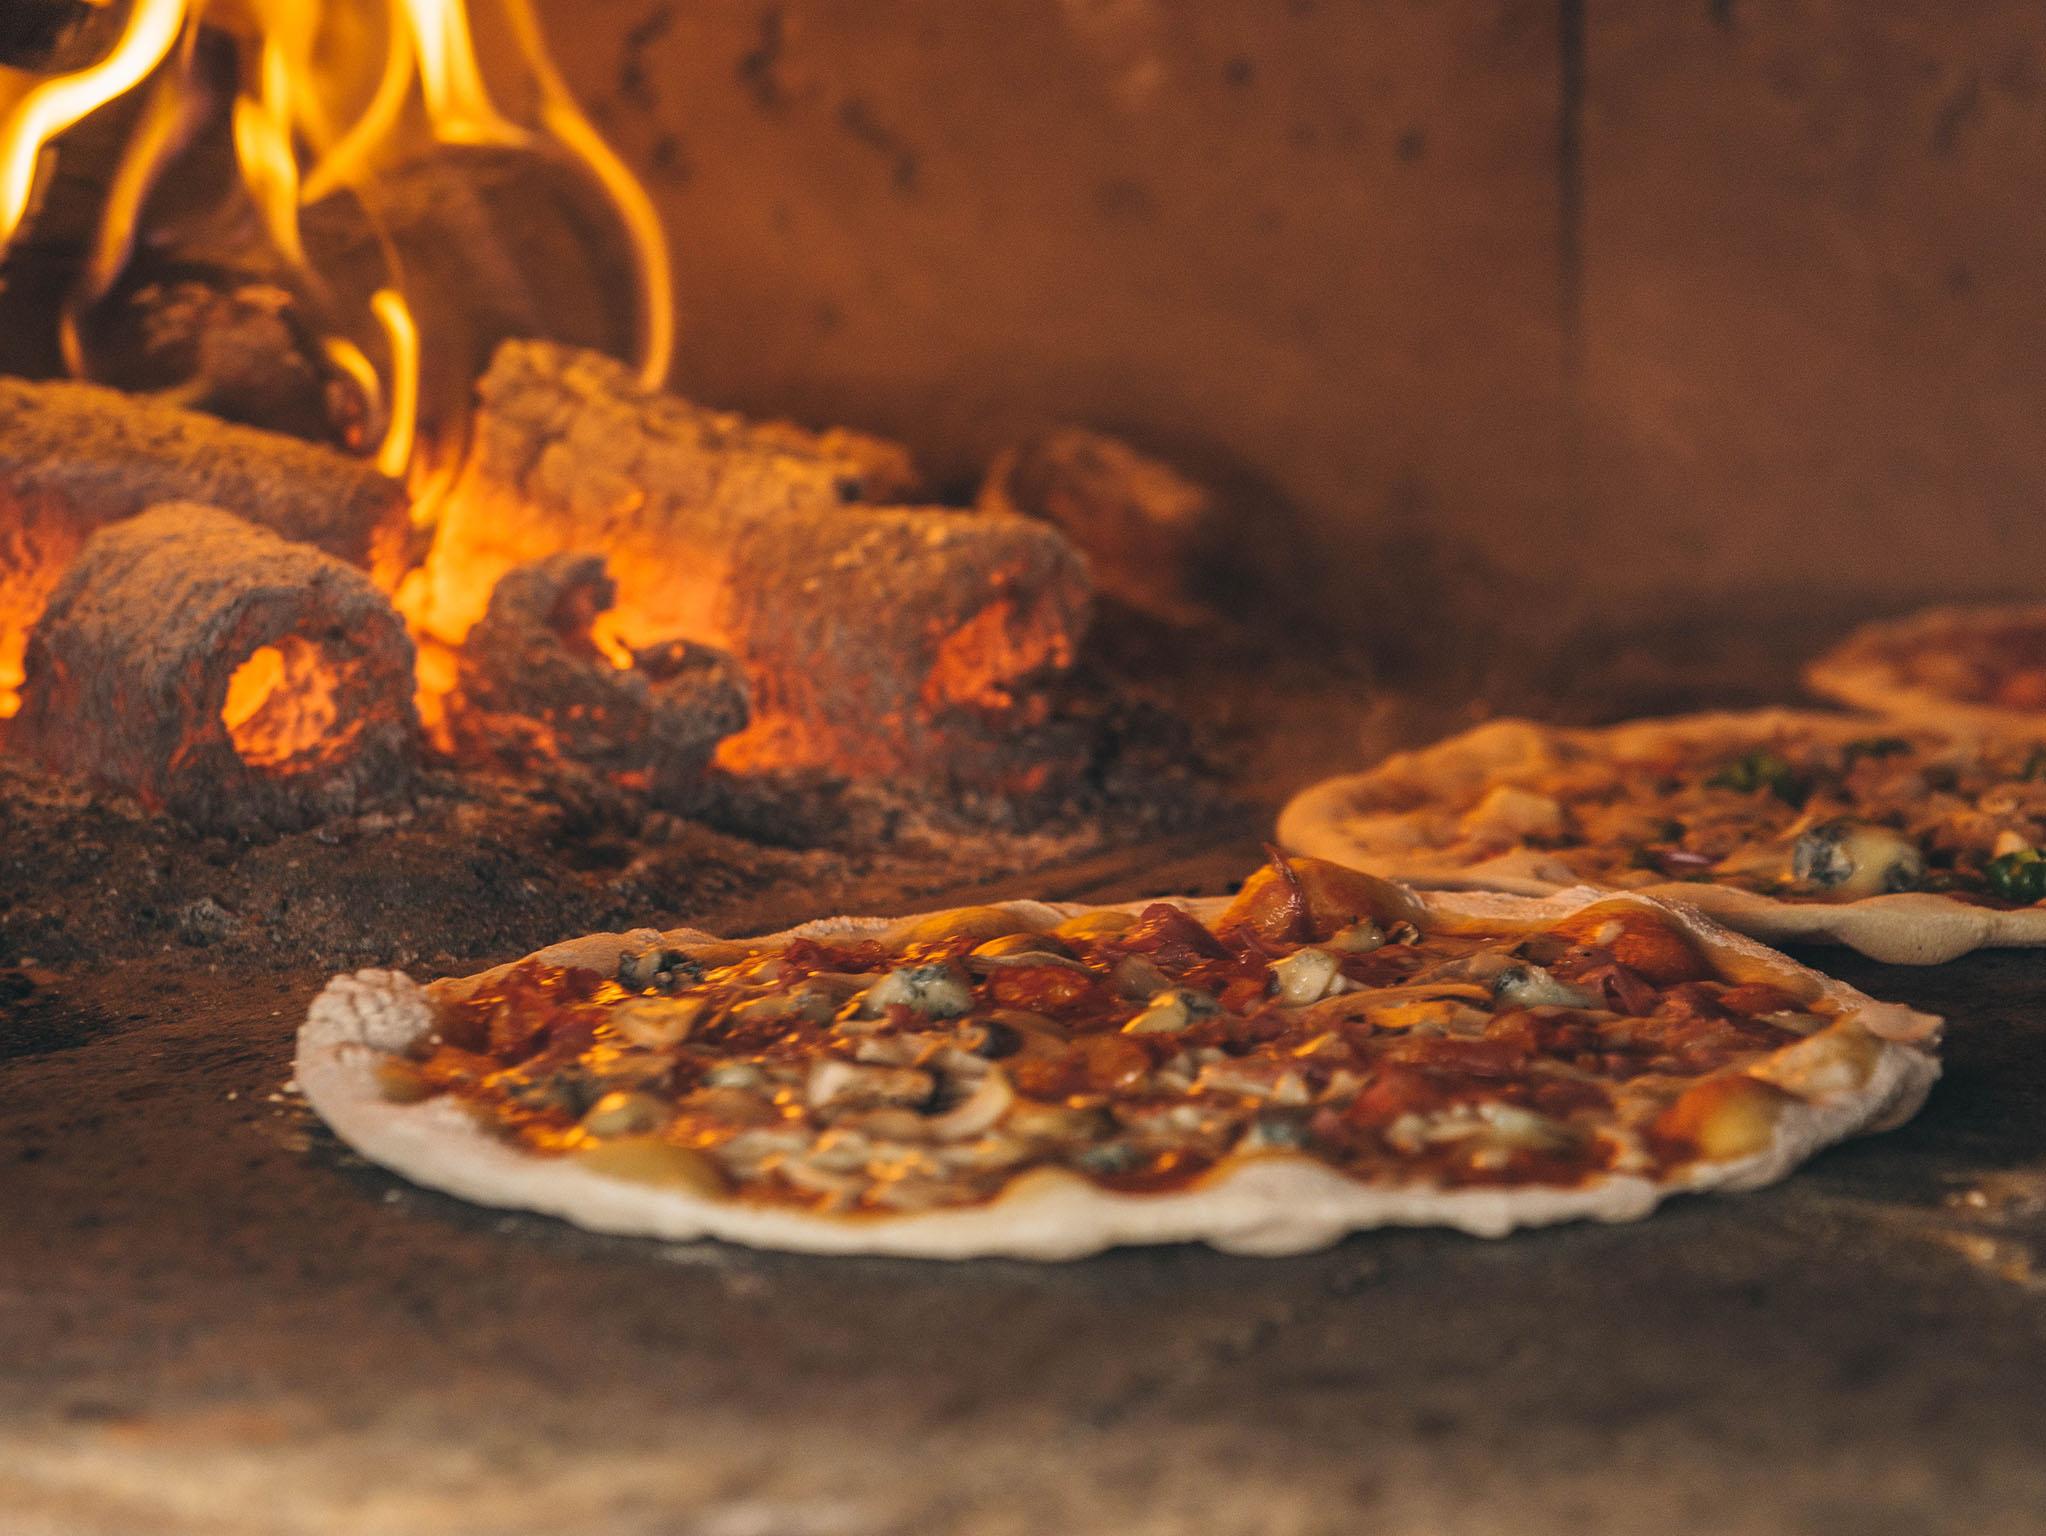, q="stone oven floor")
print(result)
[5,606,2046,1535]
